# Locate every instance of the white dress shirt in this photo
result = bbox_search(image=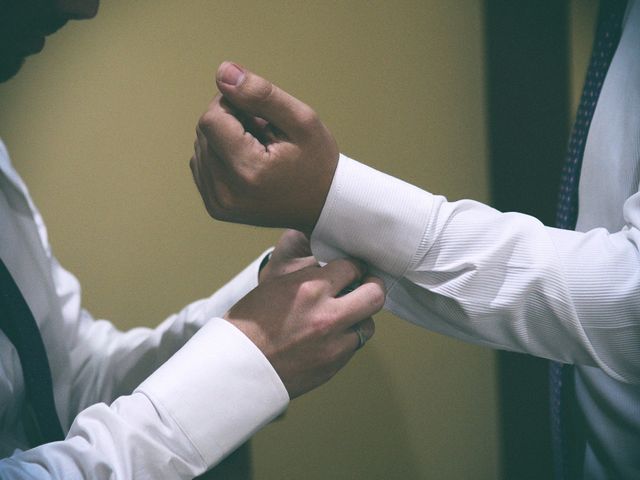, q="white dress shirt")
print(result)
[312,1,640,477]
[0,140,289,478]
